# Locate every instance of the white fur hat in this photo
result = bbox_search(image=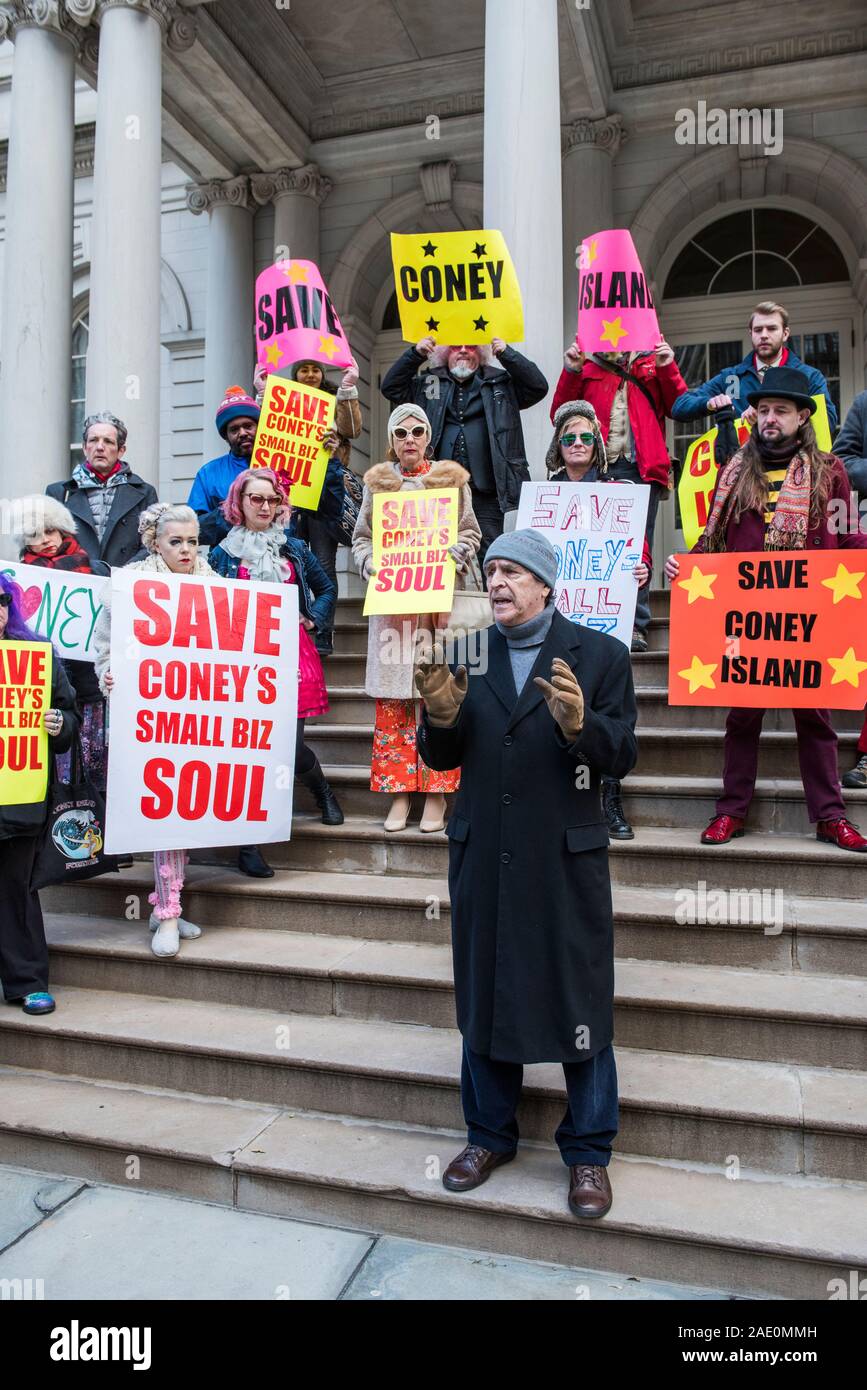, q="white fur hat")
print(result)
[12,494,77,548]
